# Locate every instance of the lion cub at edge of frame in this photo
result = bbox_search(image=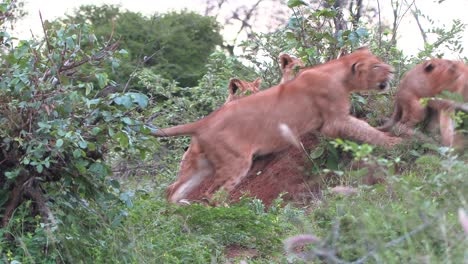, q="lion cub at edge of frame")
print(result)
[156,47,401,203]
[379,58,468,146]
